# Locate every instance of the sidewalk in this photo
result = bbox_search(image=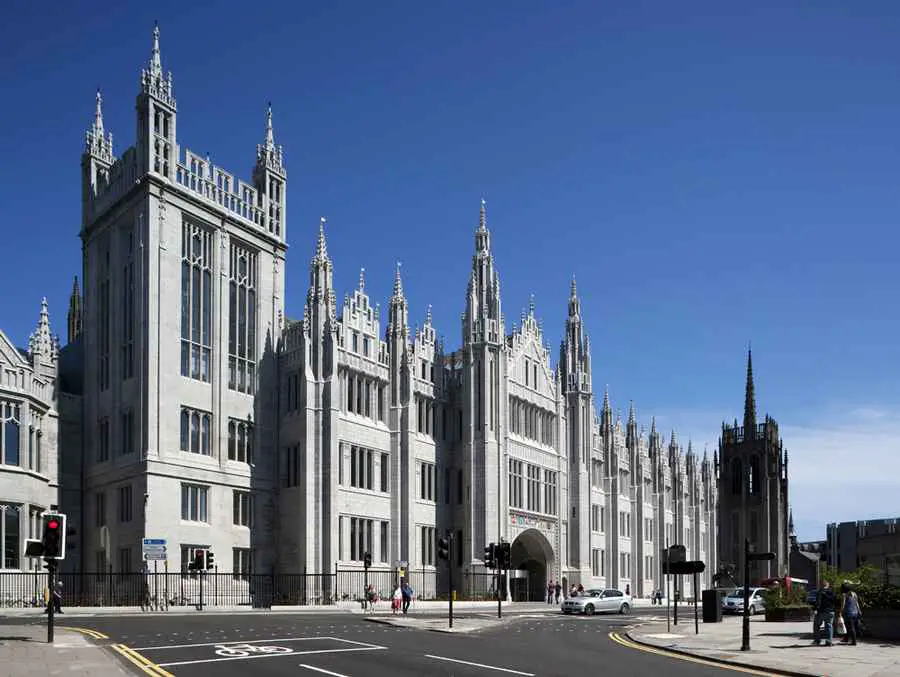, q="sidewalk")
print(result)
[0,598,657,618]
[626,615,900,677]
[0,624,130,677]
